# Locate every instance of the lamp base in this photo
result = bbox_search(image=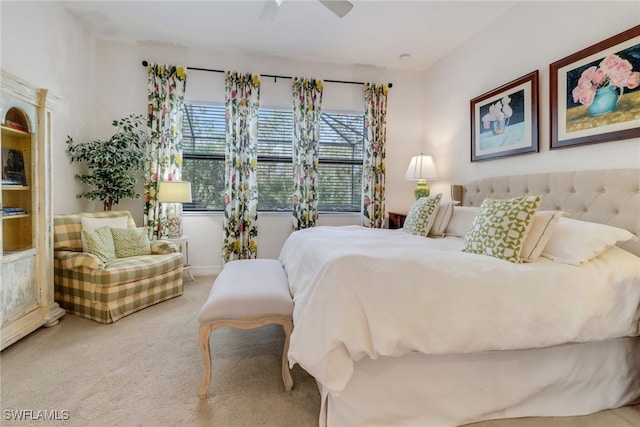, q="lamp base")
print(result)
[414,179,431,200]
[167,213,183,238]
[164,202,183,238]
